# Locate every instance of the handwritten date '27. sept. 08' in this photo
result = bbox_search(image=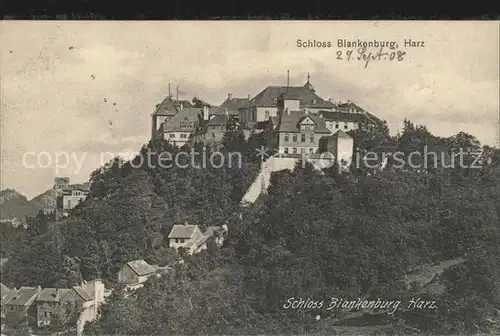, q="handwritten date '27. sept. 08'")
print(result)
[337,46,407,68]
